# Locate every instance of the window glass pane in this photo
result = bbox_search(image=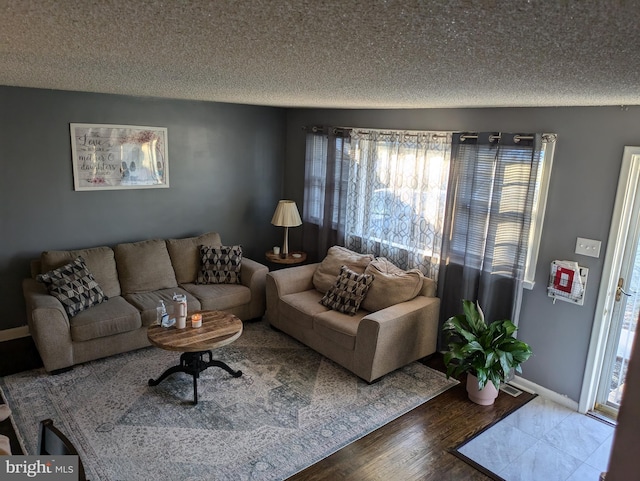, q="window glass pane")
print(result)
[303,133,328,225]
